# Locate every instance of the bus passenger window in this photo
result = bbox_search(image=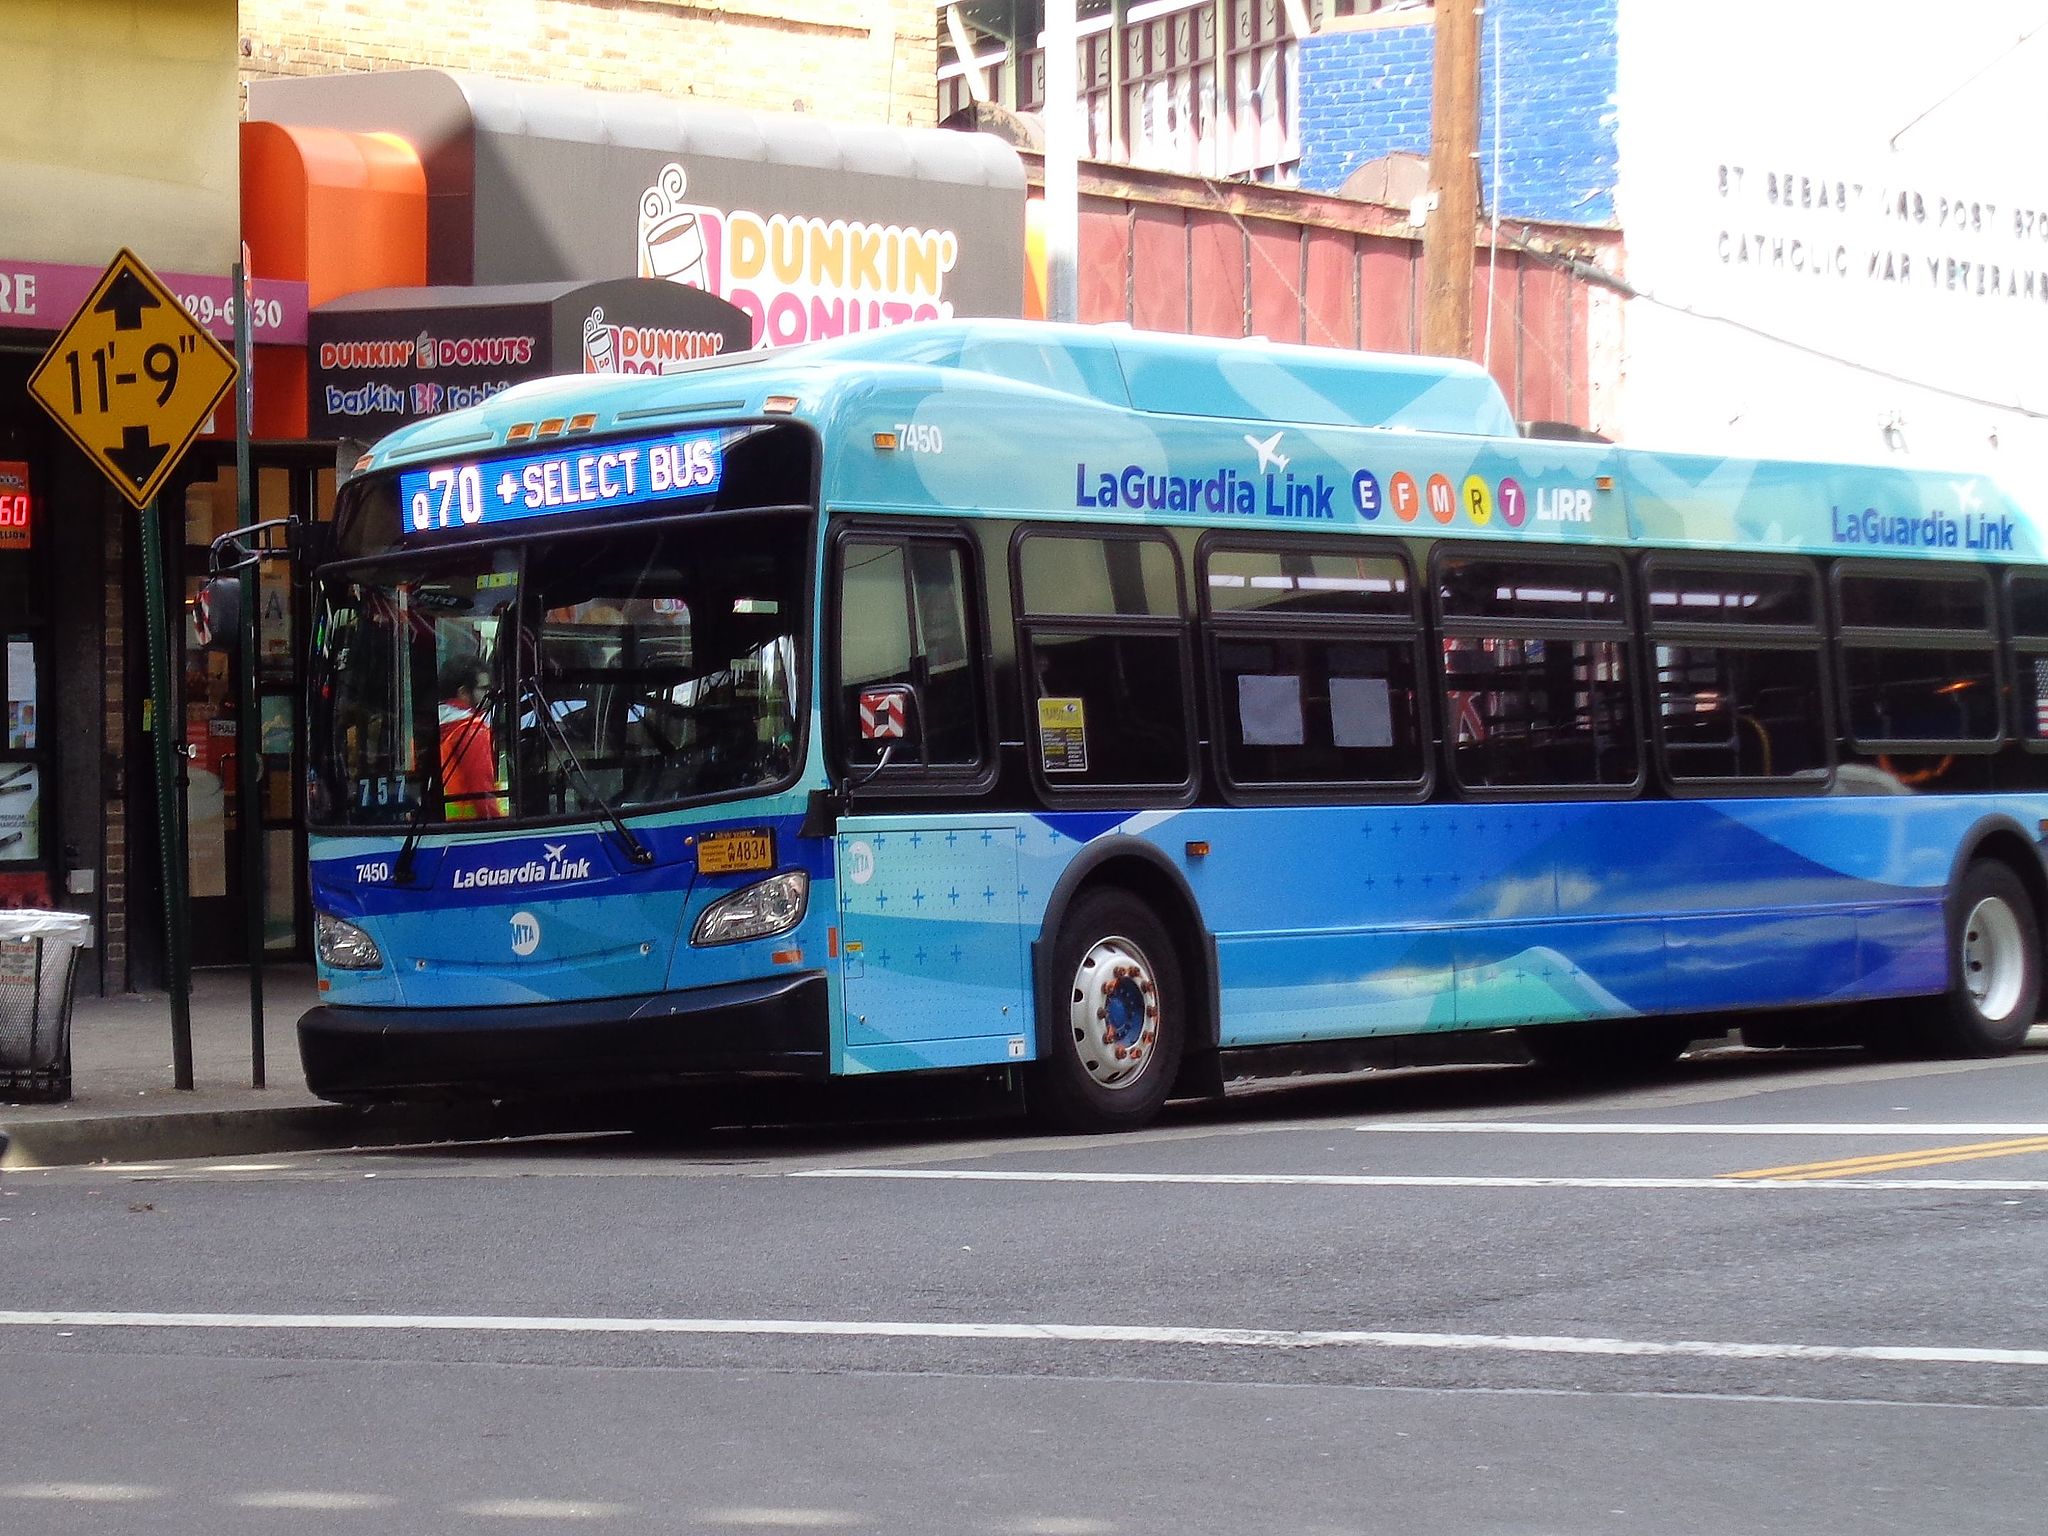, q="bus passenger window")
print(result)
[2007,573,2048,748]
[1017,532,1192,792]
[1643,561,1829,784]
[1436,555,1638,792]
[1201,542,1425,791]
[1215,635,1423,785]
[1835,566,1999,756]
